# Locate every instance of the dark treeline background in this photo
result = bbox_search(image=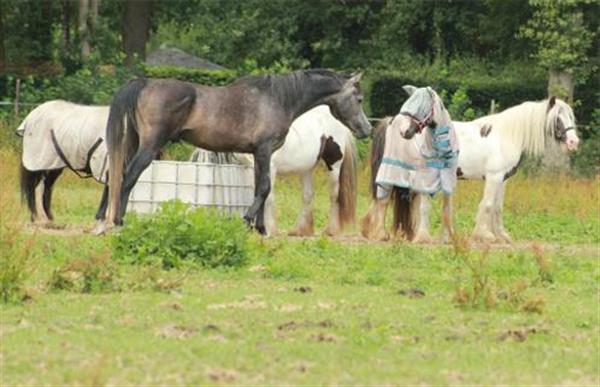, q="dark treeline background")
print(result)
[0,0,599,172]
[4,0,596,71]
